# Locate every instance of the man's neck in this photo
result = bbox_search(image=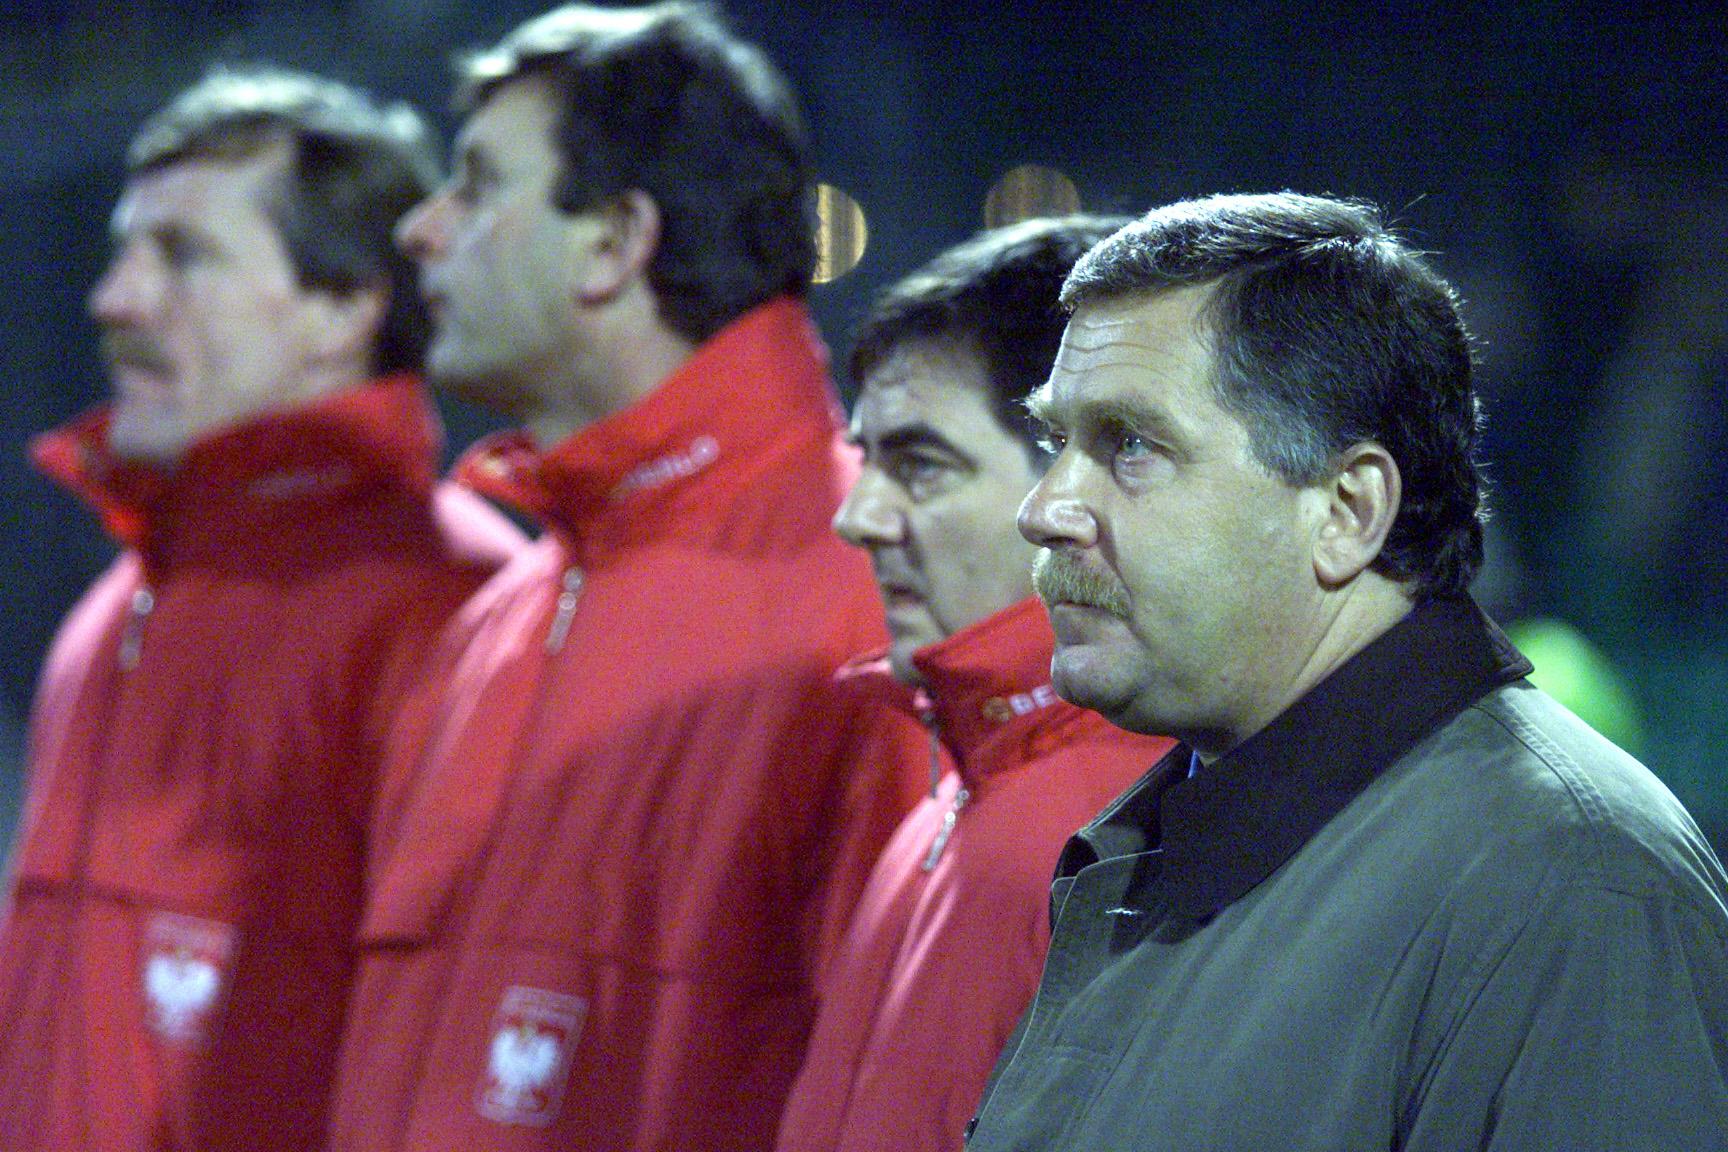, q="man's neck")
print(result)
[525,303,699,449]
[287,363,374,410]
[1195,575,1415,766]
